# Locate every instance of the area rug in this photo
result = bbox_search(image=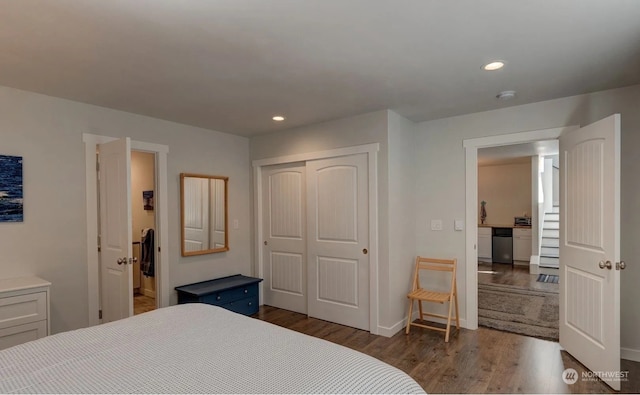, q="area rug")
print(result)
[537,274,559,283]
[478,283,559,341]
